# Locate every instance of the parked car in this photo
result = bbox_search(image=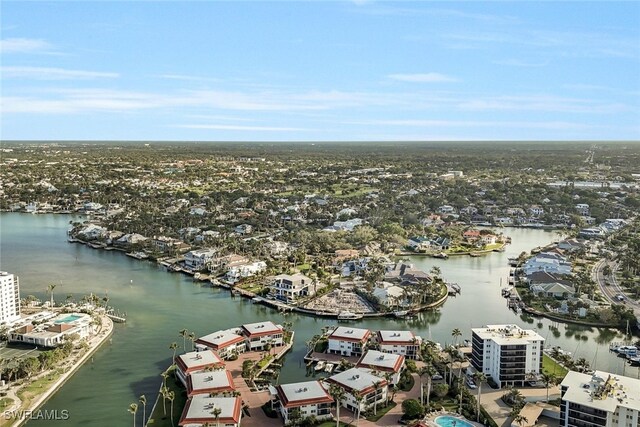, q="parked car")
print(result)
[432,374,443,380]
[466,379,477,389]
